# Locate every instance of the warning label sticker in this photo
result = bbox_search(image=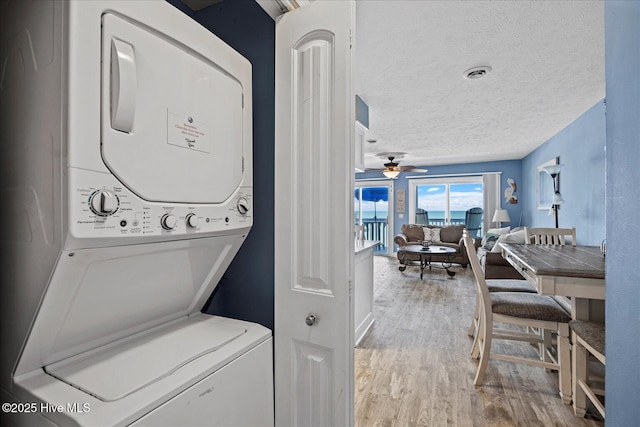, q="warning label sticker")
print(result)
[167,111,211,153]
